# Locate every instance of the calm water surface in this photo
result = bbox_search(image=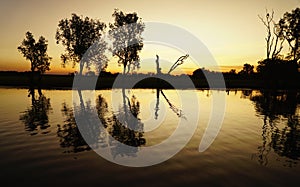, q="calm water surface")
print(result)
[0,88,299,186]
